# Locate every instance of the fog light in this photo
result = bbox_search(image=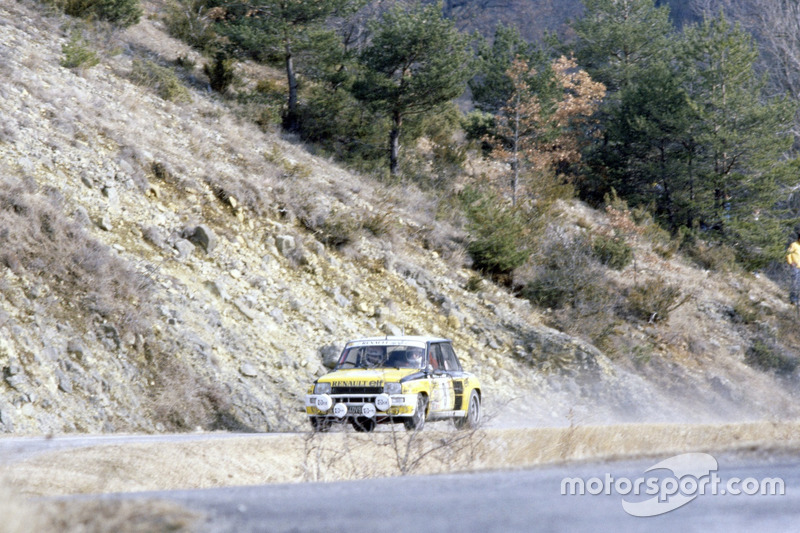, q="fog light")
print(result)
[375,394,391,411]
[315,394,332,412]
